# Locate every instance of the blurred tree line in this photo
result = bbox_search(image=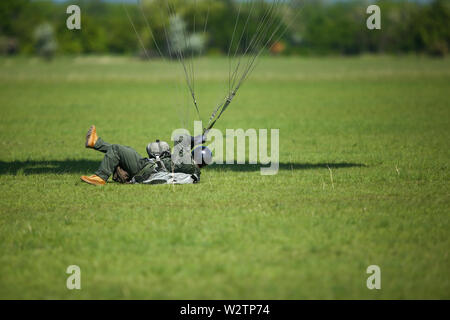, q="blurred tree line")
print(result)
[0,0,448,58]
